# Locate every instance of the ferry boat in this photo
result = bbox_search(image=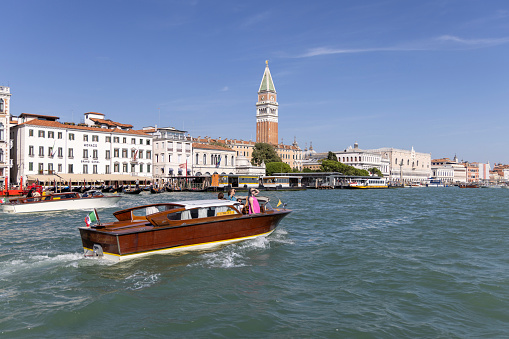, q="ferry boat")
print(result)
[0,191,121,213]
[79,198,291,261]
[427,179,445,187]
[347,178,388,189]
[261,175,304,190]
